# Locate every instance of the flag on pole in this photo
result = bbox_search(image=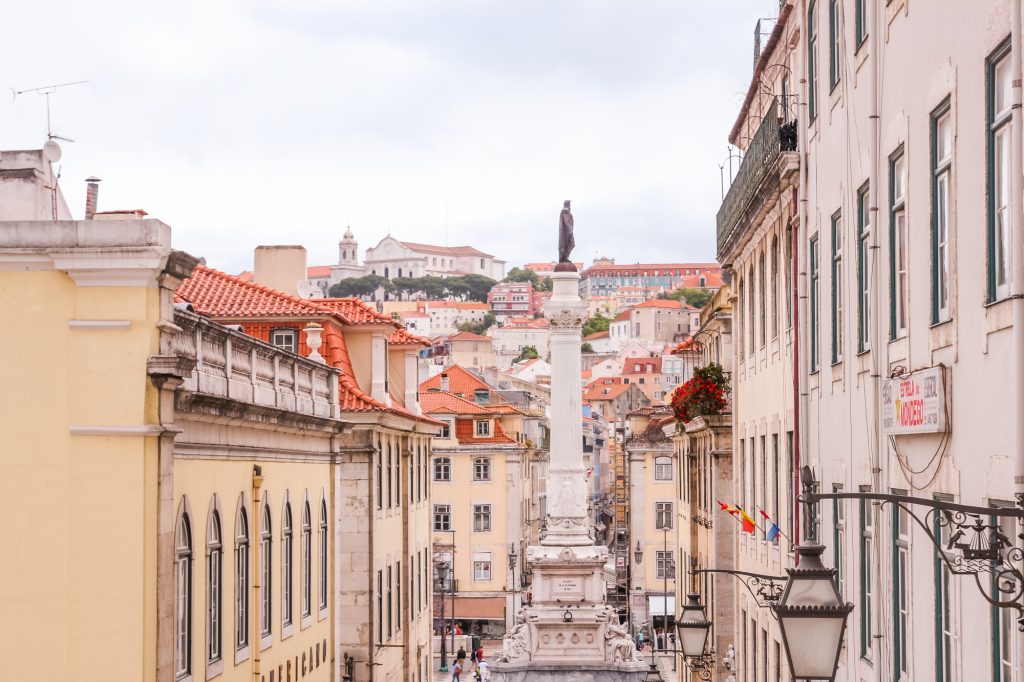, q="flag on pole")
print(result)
[759,509,783,542]
[718,501,756,534]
